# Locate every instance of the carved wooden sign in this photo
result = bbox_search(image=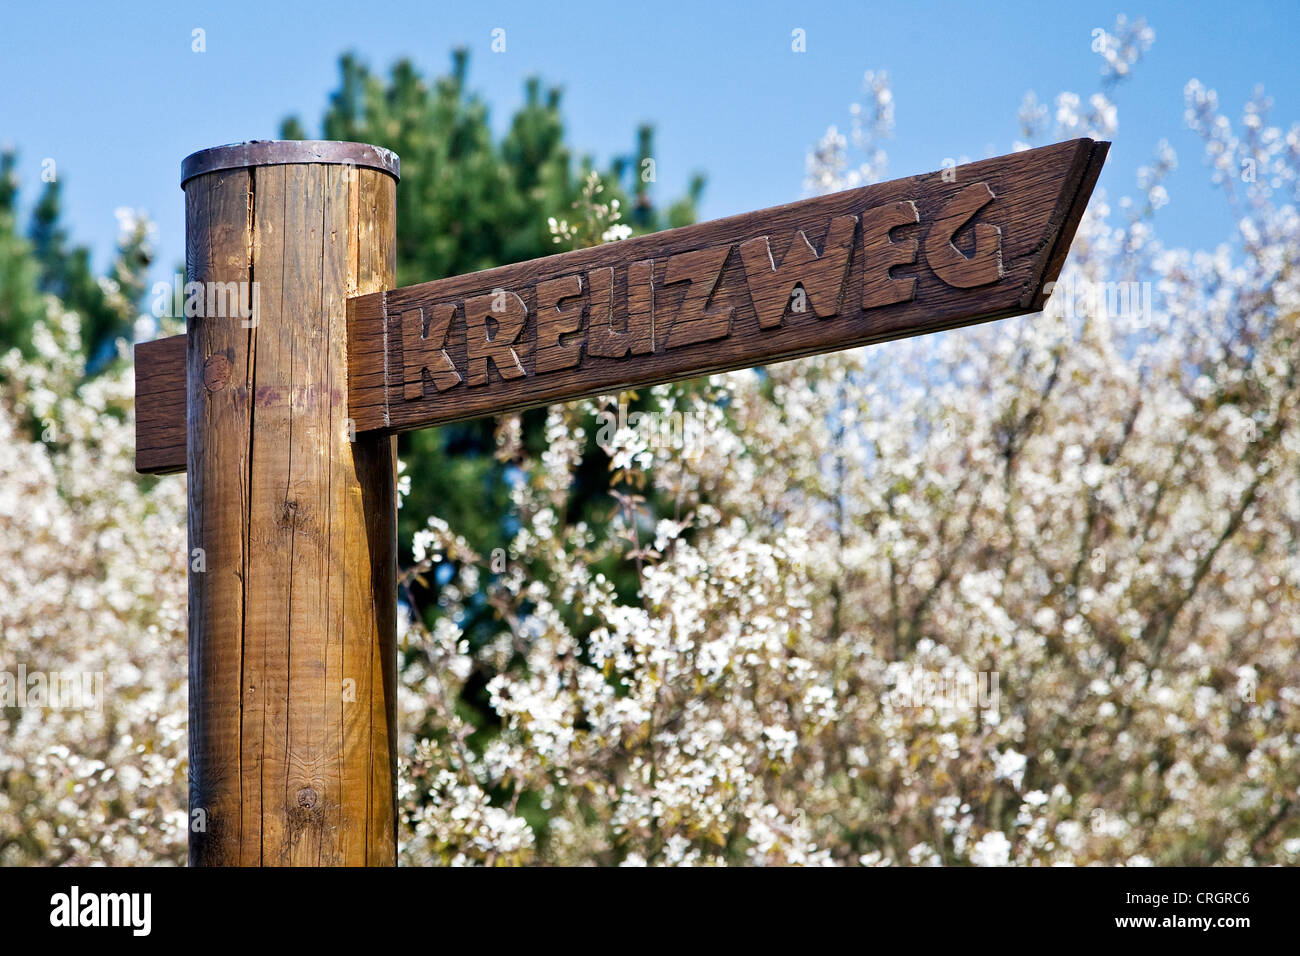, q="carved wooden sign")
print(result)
[134,138,1106,472]
[348,138,1106,434]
